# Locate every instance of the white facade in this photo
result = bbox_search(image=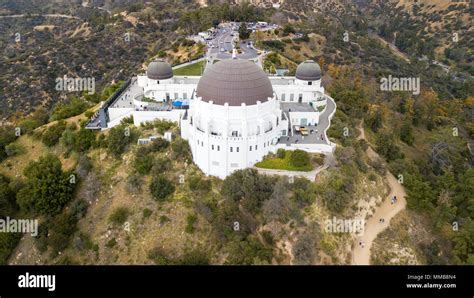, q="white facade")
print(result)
[180,97,288,178]
[99,59,335,179]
